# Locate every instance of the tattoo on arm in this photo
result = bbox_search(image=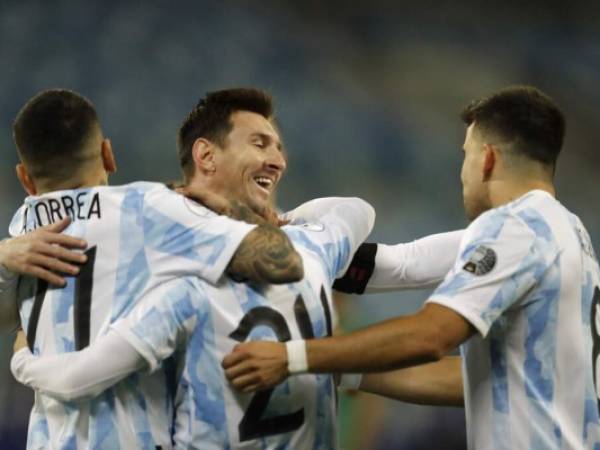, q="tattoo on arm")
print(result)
[227,201,267,225]
[227,224,304,284]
